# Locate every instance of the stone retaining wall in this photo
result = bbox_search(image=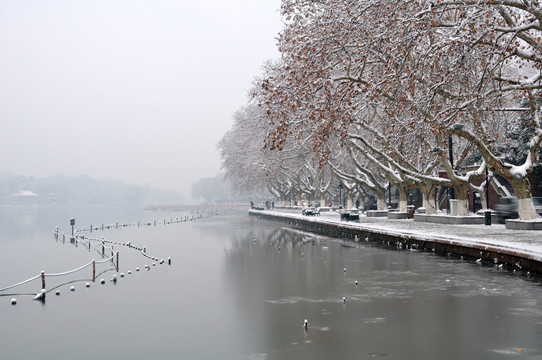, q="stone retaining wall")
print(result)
[249,210,542,275]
